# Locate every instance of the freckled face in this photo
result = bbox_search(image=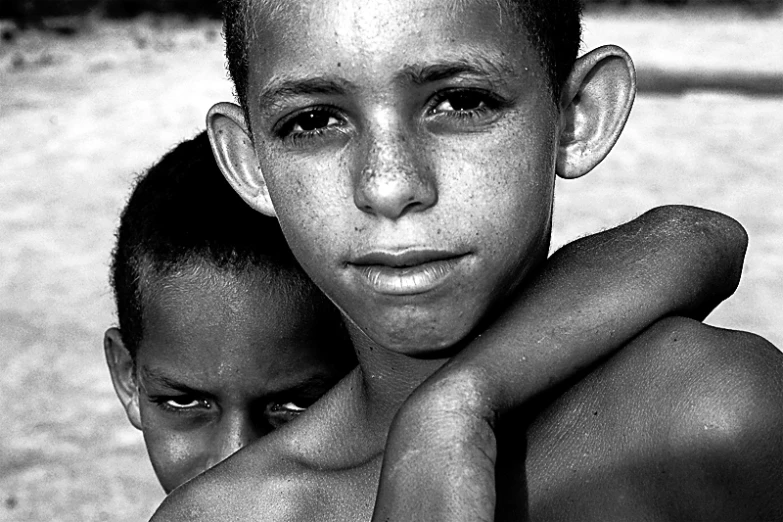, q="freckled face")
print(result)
[246,0,559,353]
[134,269,351,493]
